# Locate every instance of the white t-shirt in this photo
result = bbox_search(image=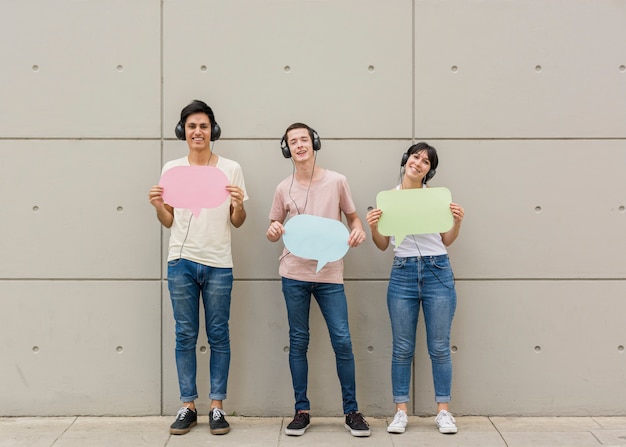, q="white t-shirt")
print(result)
[163,156,248,268]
